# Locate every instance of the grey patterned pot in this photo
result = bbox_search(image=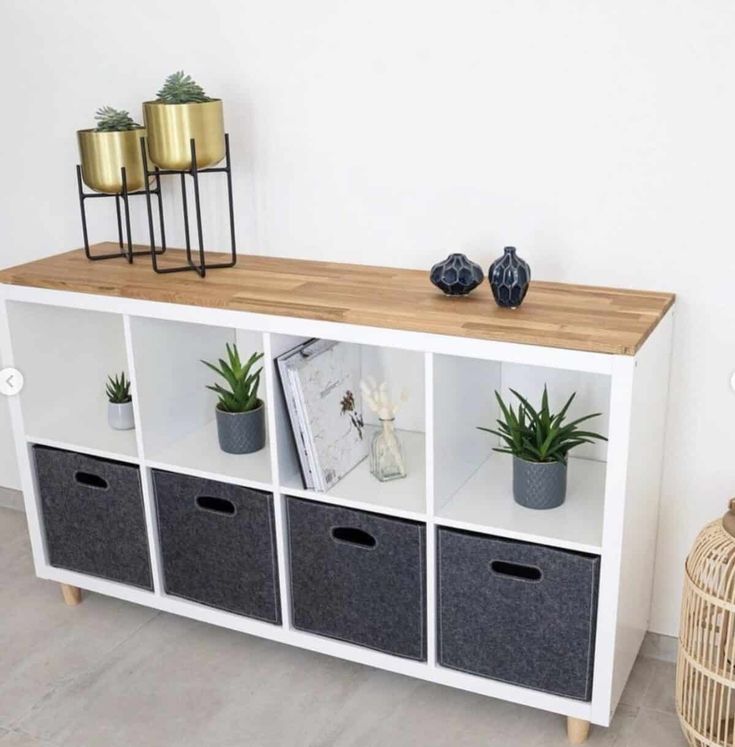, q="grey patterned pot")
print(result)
[215,401,266,454]
[512,457,567,509]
